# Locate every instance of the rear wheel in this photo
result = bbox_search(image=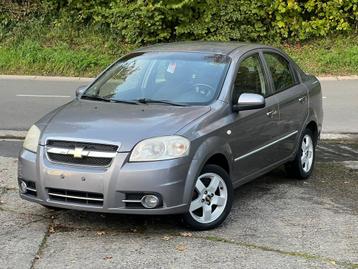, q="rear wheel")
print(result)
[183,164,233,230]
[286,128,316,179]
